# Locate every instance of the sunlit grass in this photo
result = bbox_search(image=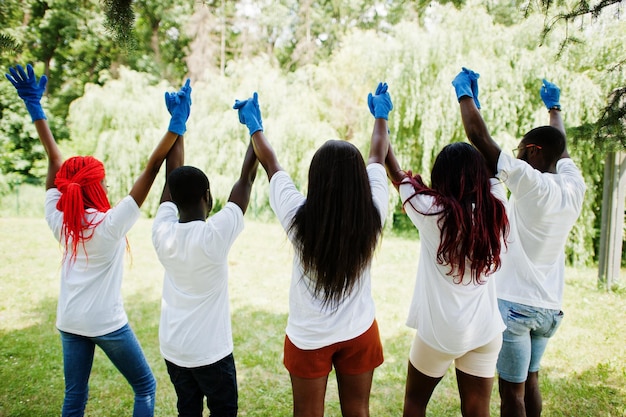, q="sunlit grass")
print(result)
[1,217,625,416]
